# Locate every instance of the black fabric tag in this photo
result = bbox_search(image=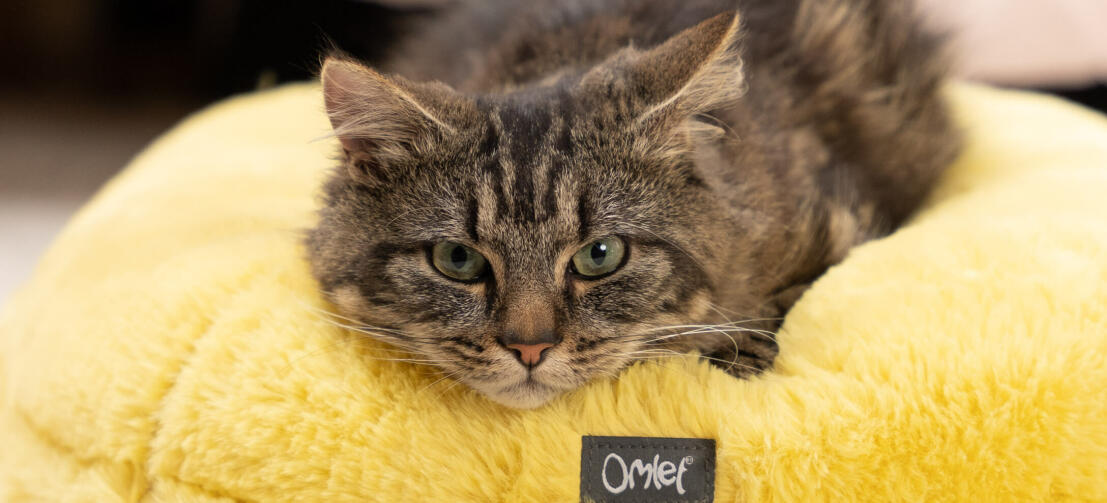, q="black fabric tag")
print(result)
[580,435,716,503]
